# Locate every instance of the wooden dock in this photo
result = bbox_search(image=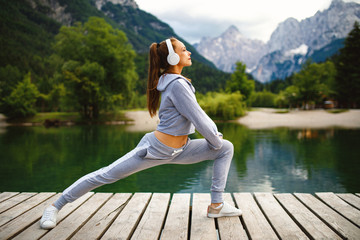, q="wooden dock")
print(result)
[0,192,360,239]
